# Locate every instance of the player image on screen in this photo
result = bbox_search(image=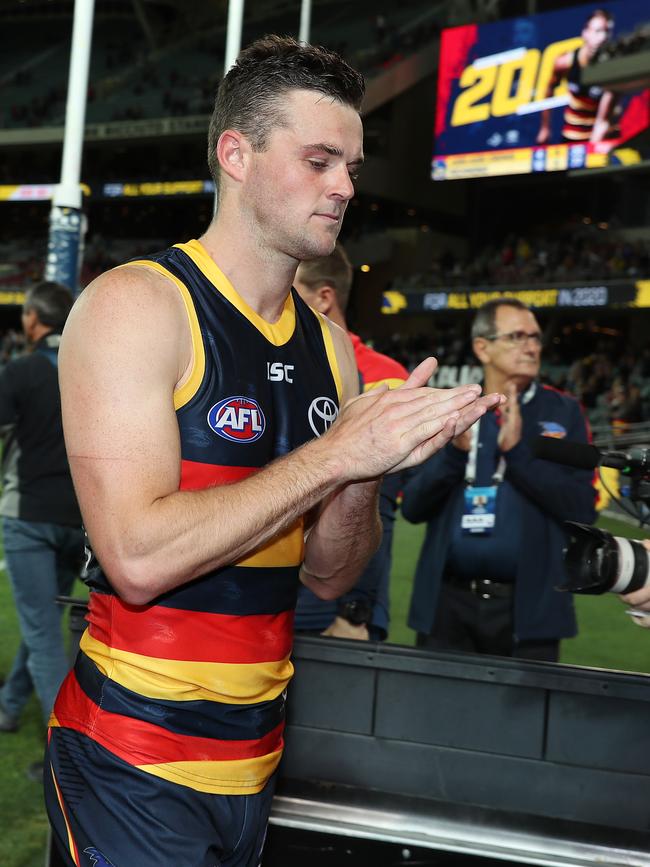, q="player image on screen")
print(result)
[537,8,617,146]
